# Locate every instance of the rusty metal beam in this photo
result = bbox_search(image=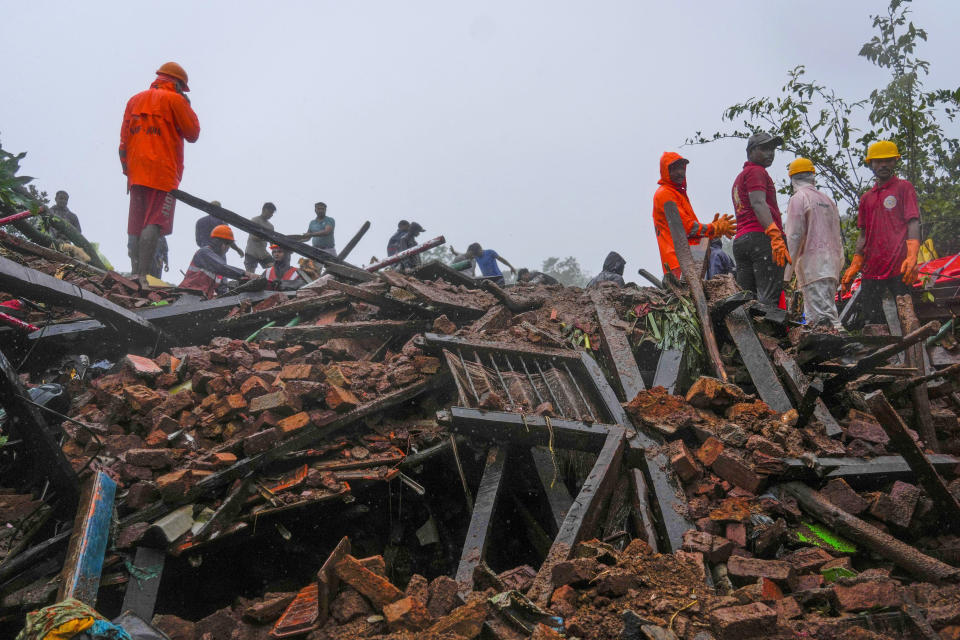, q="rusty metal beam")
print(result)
[456,447,508,593]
